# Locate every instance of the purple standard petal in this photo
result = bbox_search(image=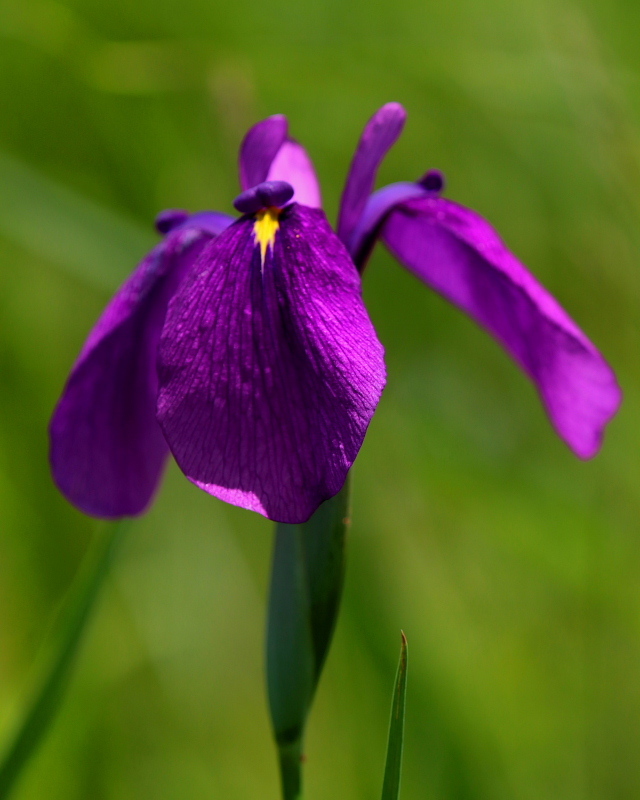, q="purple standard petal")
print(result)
[382,195,621,458]
[50,225,216,518]
[336,102,407,246]
[239,115,288,190]
[267,139,322,208]
[157,204,386,523]
[239,115,322,207]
